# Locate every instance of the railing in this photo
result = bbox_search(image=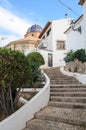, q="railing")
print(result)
[0,73,50,130]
